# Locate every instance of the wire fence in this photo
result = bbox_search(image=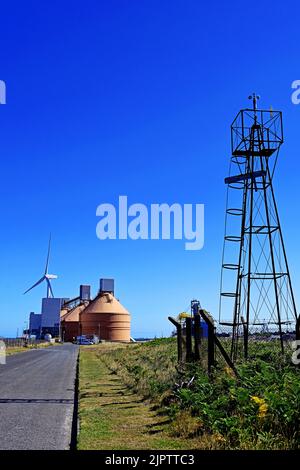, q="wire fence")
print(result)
[172,313,298,375]
[214,323,297,366]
